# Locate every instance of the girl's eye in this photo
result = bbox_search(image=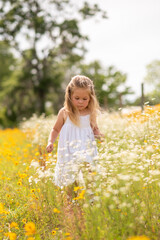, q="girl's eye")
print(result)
[75,98,79,100]
[83,99,87,100]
